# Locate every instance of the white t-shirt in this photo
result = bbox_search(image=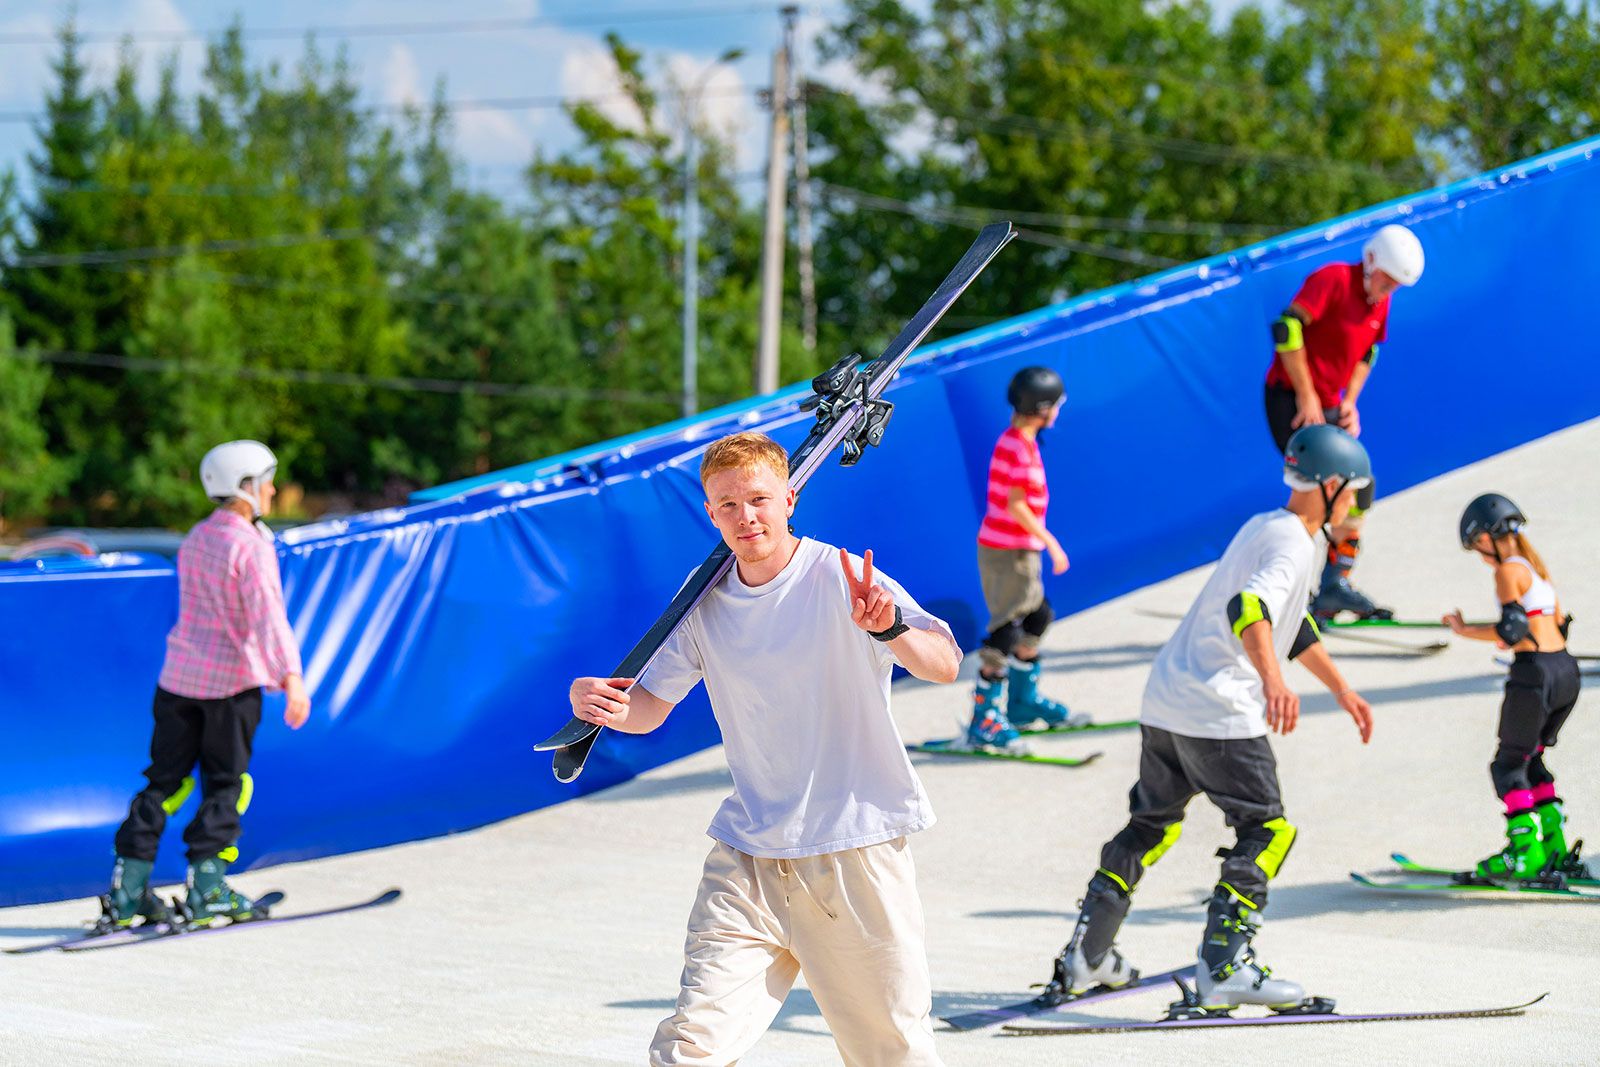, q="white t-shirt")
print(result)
[639,536,951,858]
[1141,509,1321,740]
